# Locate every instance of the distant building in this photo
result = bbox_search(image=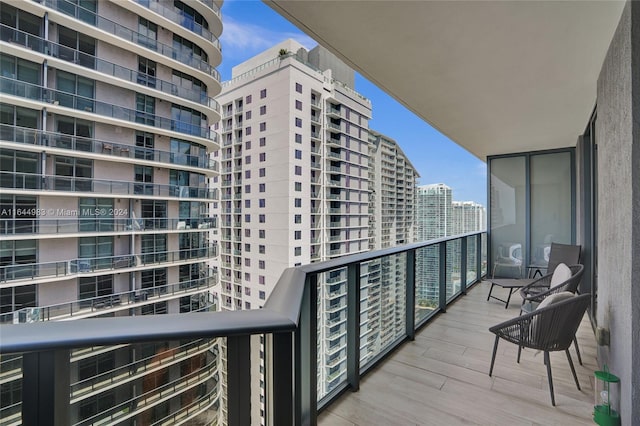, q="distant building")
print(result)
[215,39,373,410]
[366,130,418,353]
[415,184,485,303]
[0,0,223,423]
[452,201,486,235]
